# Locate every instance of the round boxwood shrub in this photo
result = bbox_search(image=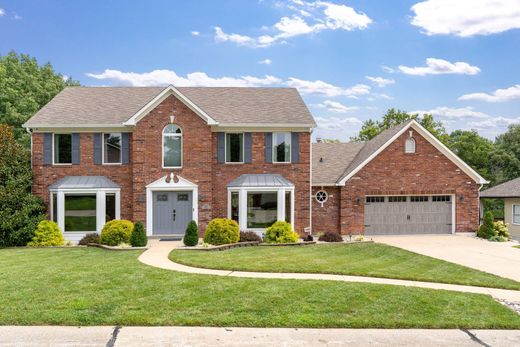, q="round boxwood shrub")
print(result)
[78,233,100,246]
[100,220,134,246]
[239,231,262,243]
[183,220,199,246]
[28,220,64,247]
[318,231,343,242]
[130,221,147,247]
[264,221,299,244]
[203,218,239,245]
